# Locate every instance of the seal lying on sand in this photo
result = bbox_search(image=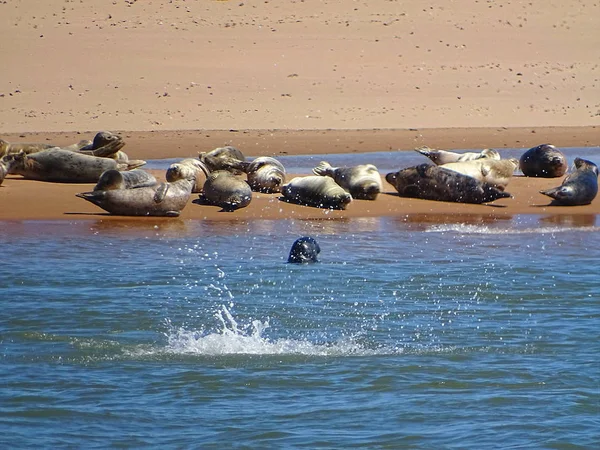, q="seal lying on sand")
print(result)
[241,156,286,193]
[7,148,144,183]
[0,138,91,157]
[166,158,207,193]
[288,237,321,263]
[519,144,568,178]
[77,169,194,217]
[198,170,252,211]
[539,158,598,206]
[385,164,512,204]
[313,161,382,200]
[93,169,157,191]
[440,158,519,191]
[415,147,500,165]
[199,146,246,174]
[0,156,13,186]
[281,176,353,210]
